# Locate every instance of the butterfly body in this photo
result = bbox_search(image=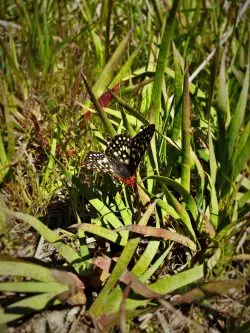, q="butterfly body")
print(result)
[84,124,155,184]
